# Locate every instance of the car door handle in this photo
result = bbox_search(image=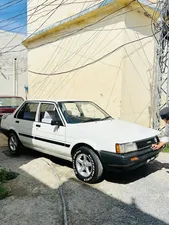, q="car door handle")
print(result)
[15,121,19,123]
[36,124,41,127]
